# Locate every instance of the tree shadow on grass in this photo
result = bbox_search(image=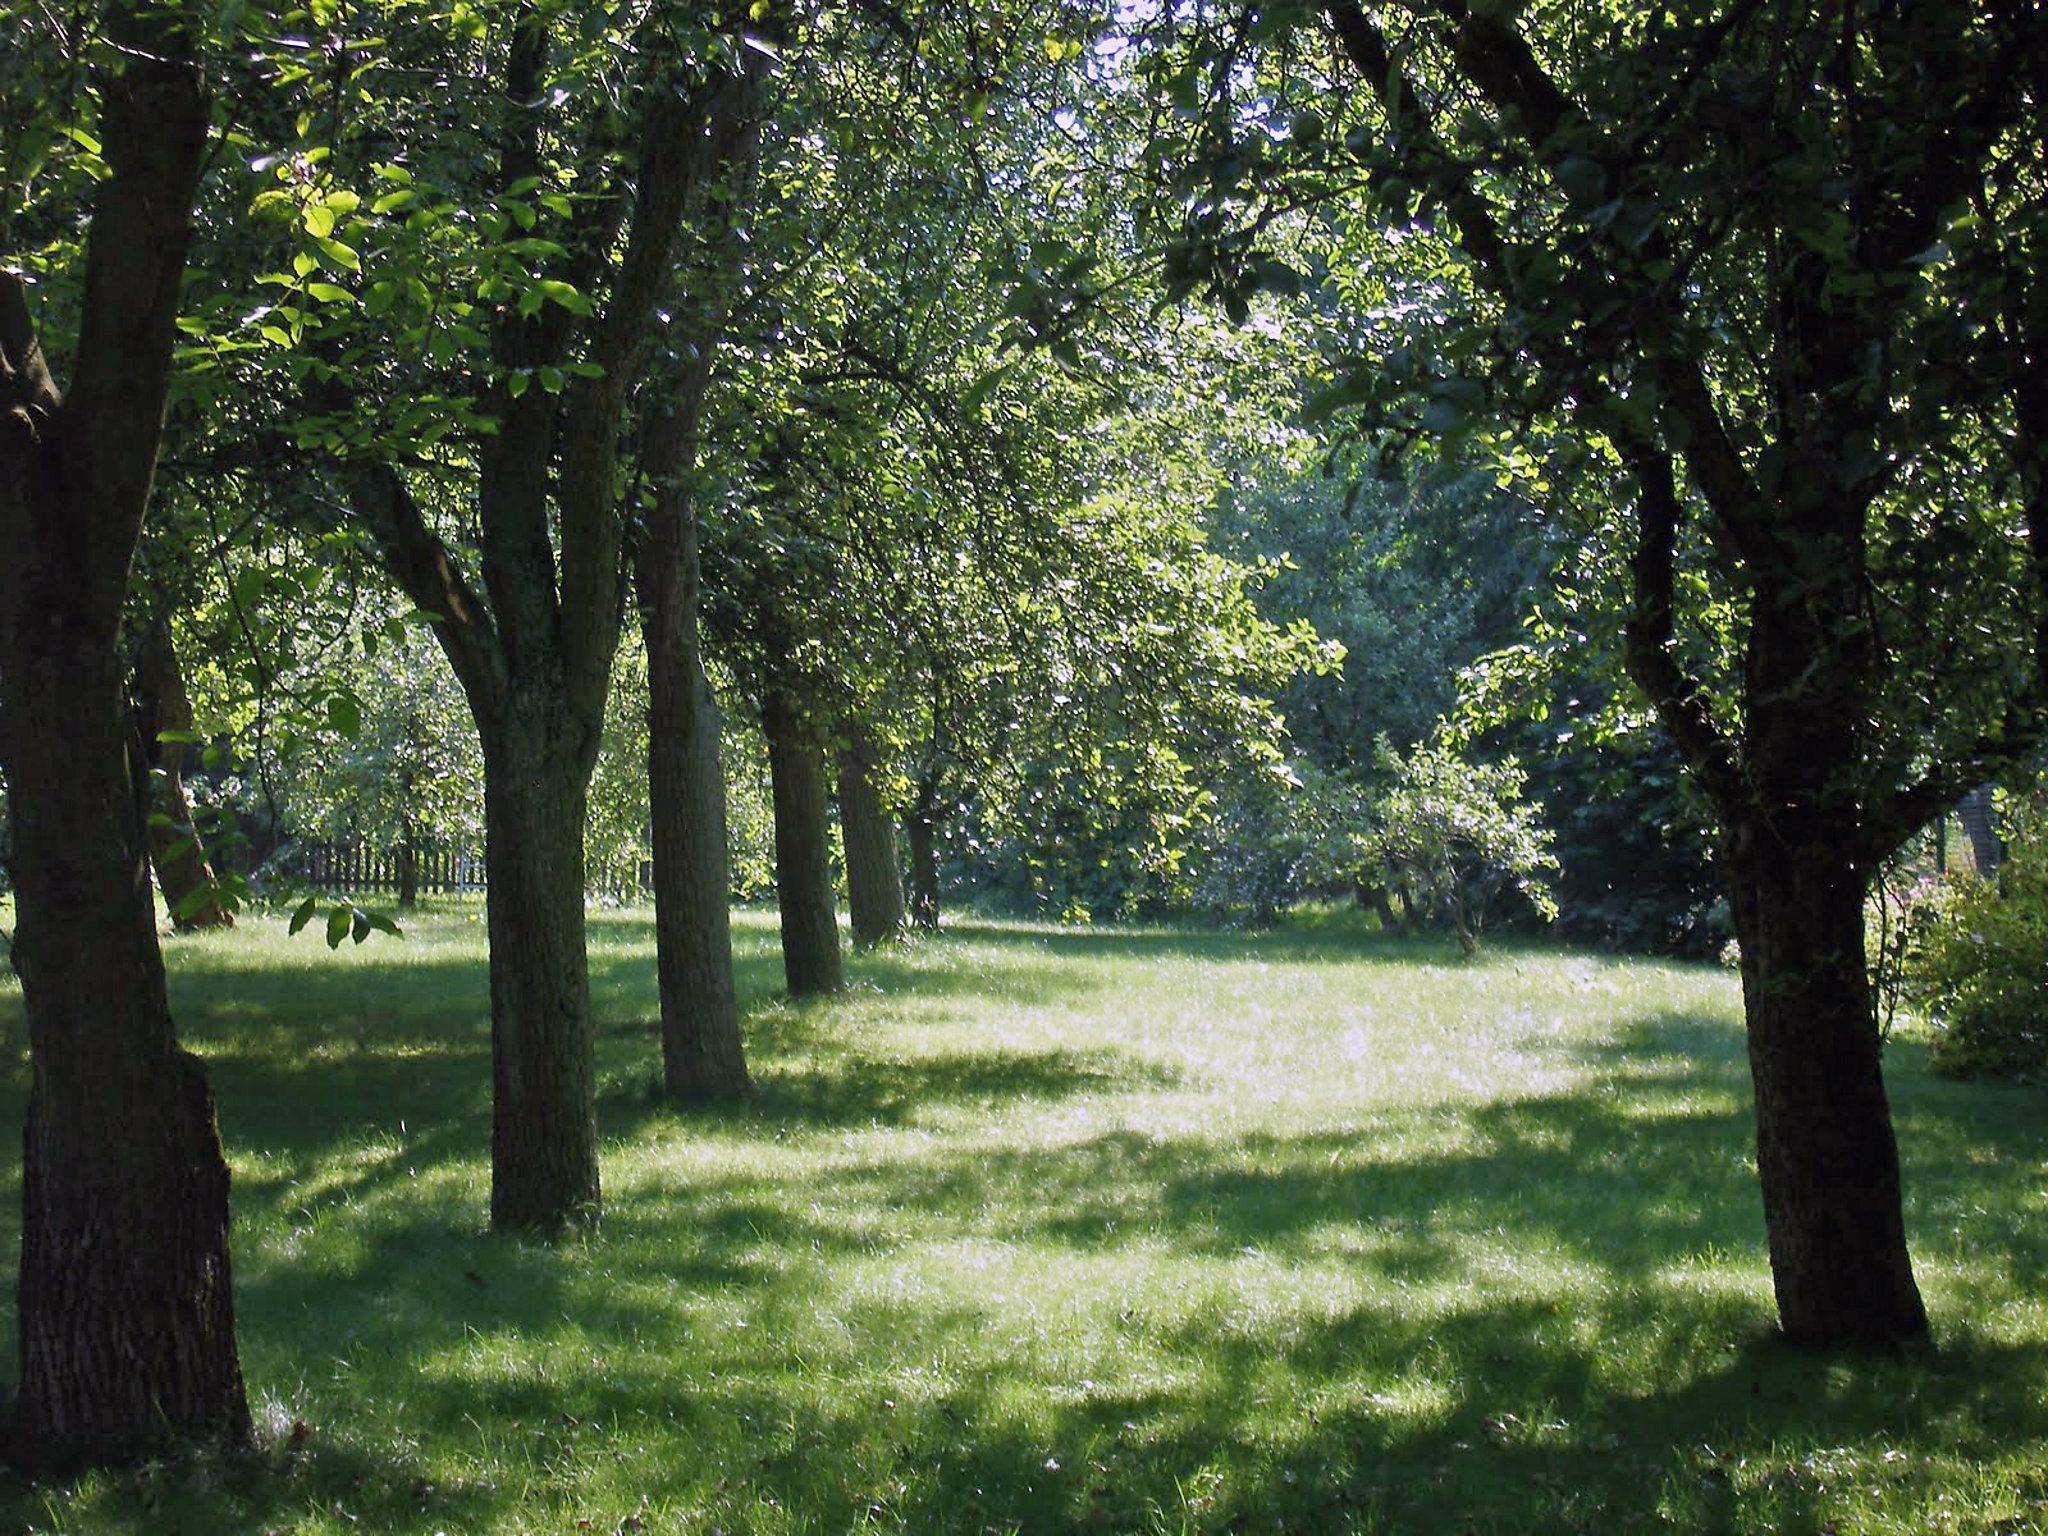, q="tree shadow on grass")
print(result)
[933,916,1495,971]
[57,1062,2038,1536]
[4,949,2046,1531]
[600,1045,1186,1134]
